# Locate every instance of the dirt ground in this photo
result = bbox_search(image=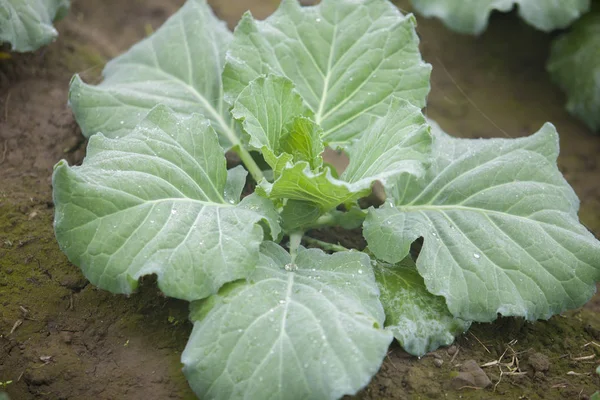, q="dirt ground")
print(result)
[0,1,599,399]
